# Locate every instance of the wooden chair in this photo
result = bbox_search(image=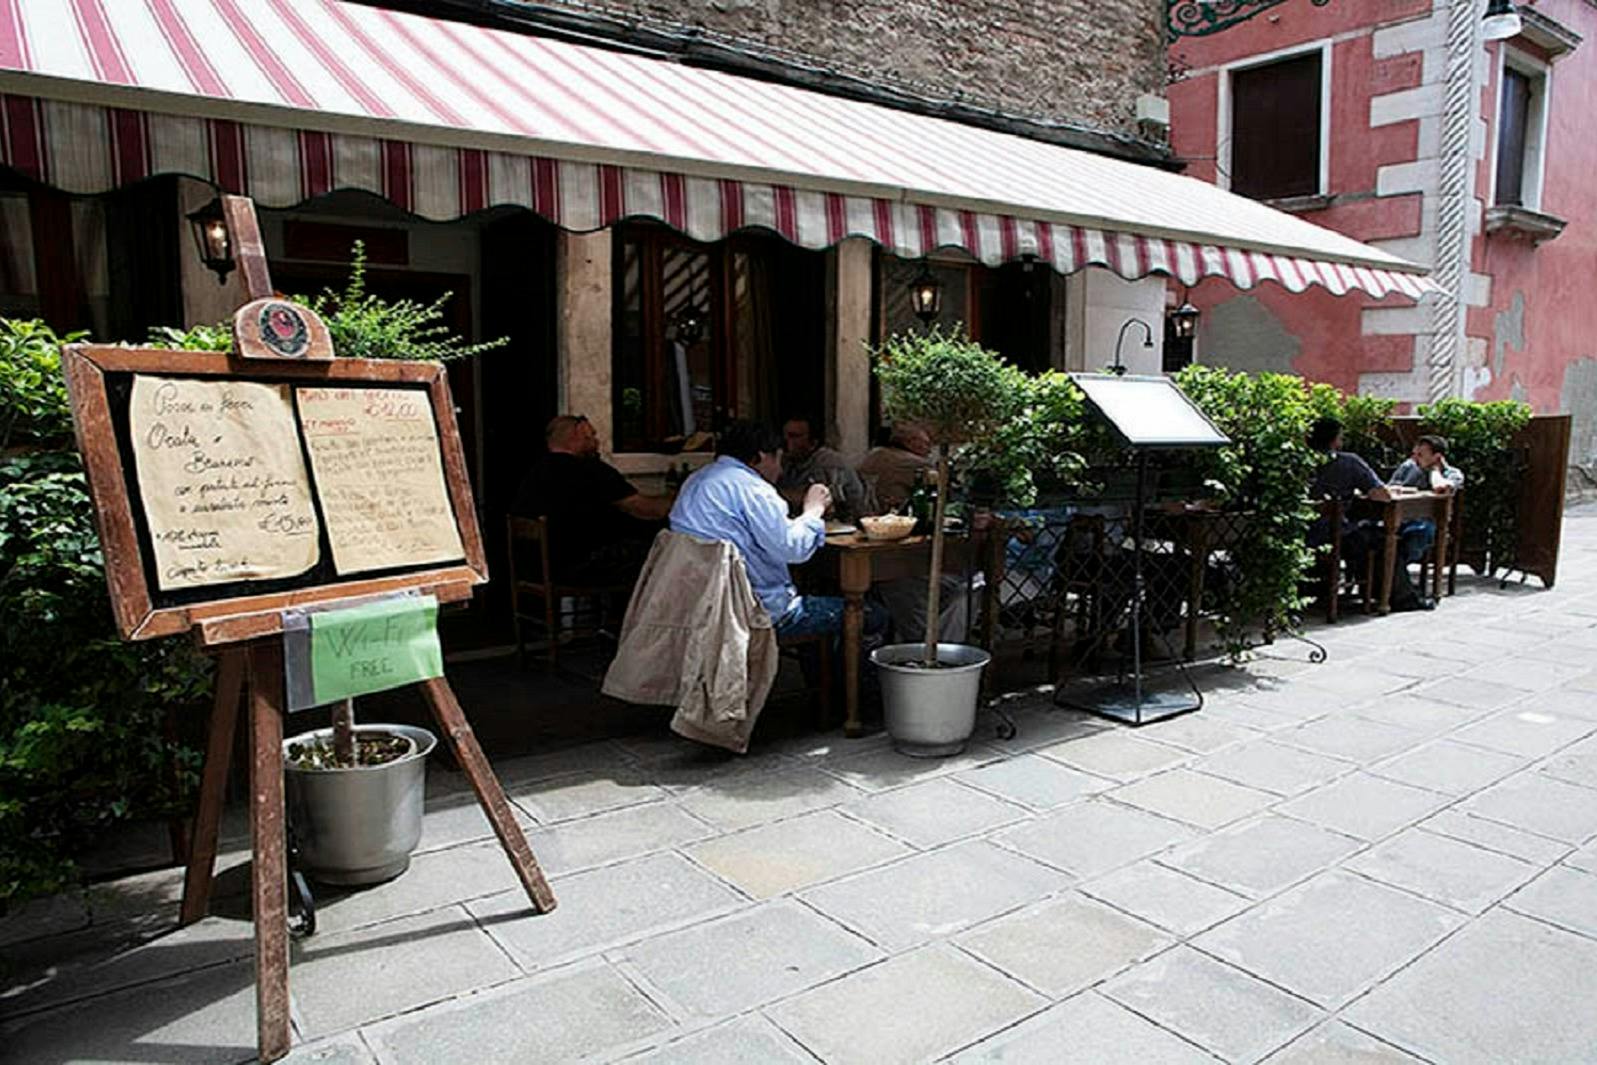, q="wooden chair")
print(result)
[1316,500,1378,619]
[1419,488,1465,597]
[506,515,634,671]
